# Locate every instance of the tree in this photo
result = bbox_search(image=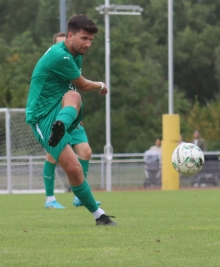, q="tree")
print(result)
[0,32,42,107]
[183,97,220,150]
[0,0,220,152]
